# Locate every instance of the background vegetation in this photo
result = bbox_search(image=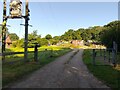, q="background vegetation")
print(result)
[5,20,119,51]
